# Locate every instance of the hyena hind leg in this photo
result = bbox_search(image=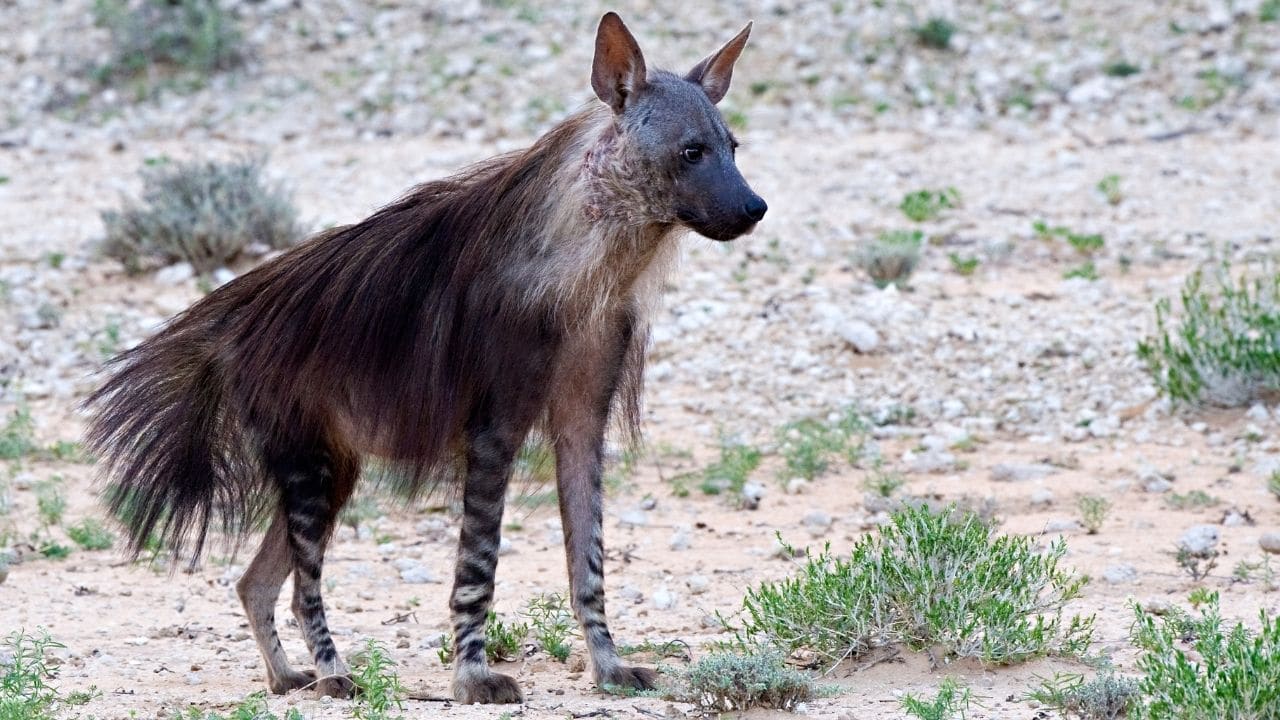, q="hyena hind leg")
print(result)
[236,515,317,694]
[274,447,359,699]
